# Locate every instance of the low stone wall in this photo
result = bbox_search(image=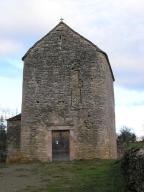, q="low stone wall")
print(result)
[121,149,144,192]
[7,120,21,162]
